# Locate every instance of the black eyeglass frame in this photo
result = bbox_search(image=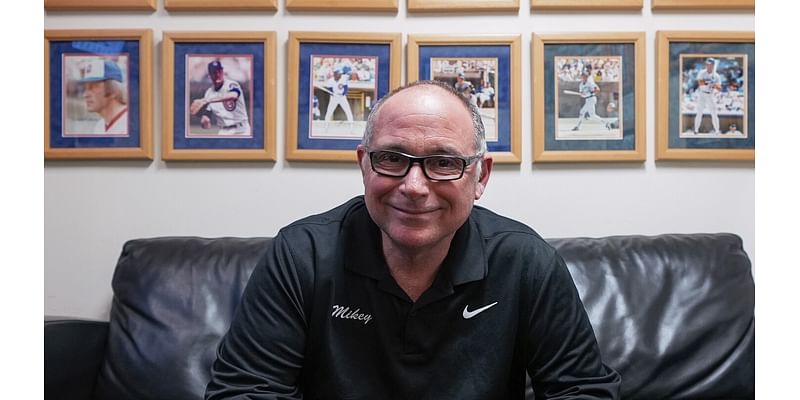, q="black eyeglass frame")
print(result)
[367,149,484,182]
